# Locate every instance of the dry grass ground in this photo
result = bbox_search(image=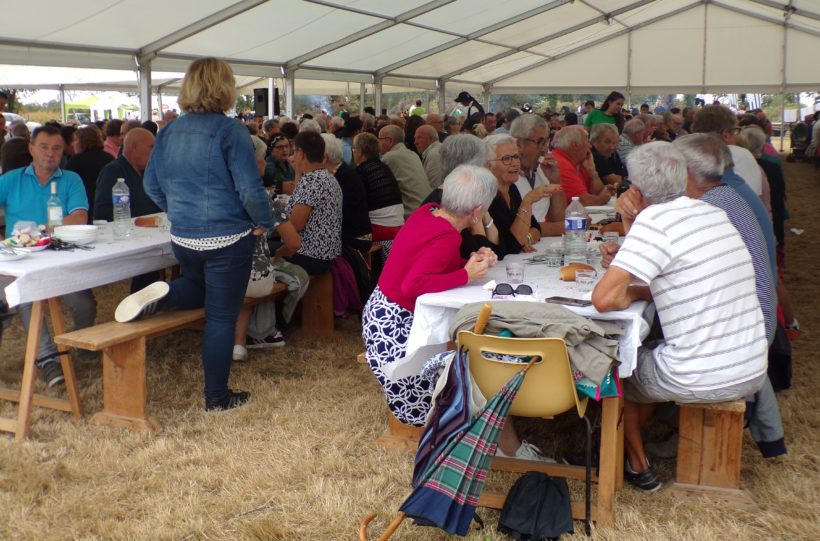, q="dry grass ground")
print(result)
[0,159,818,541]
